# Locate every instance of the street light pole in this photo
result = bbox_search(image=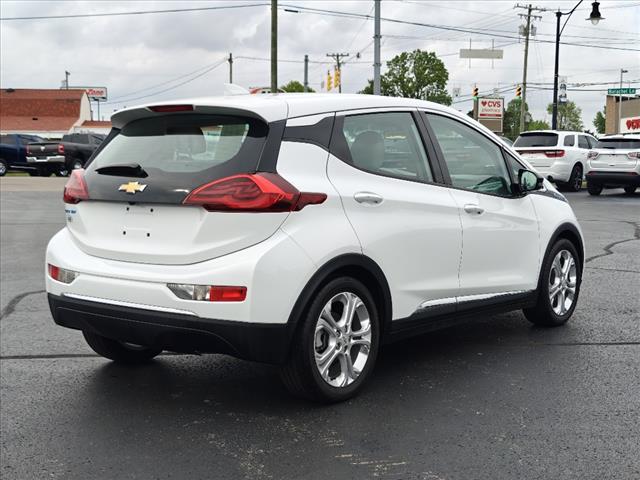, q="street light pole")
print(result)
[551,1,603,130]
[373,0,381,95]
